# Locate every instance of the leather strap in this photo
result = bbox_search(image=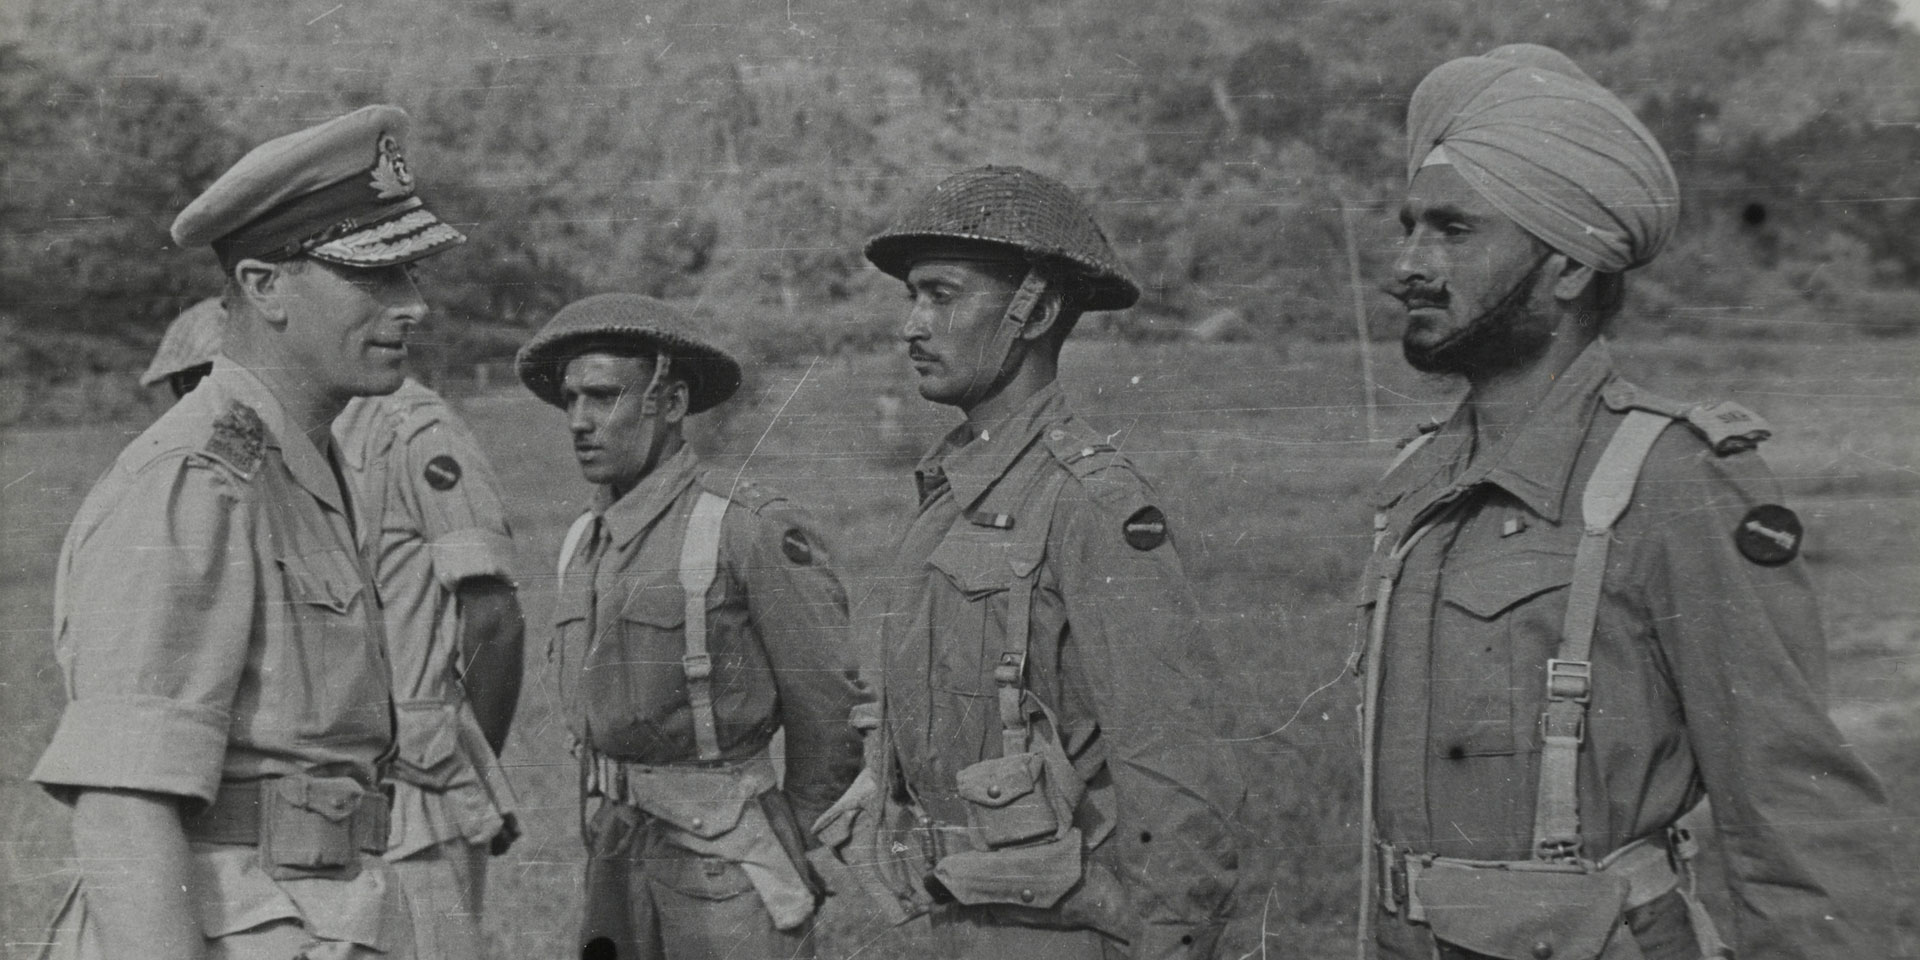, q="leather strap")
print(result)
[1532,410,1671,861]
[680,491,730,762]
